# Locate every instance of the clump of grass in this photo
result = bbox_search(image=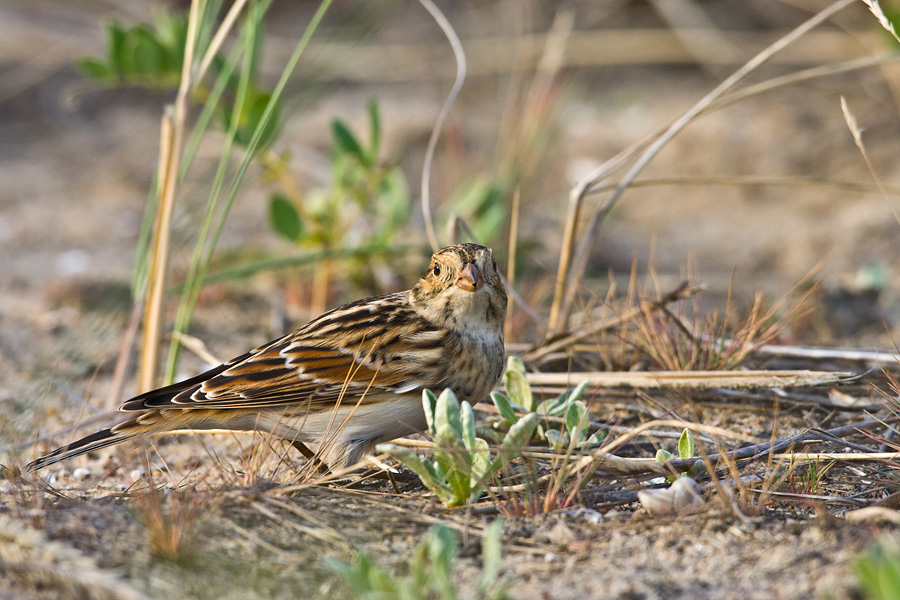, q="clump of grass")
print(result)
[625,280,813,371]
[134,482,211,564]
